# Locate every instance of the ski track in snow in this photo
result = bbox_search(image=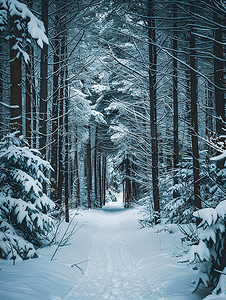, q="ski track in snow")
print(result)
[61,204,167,300]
